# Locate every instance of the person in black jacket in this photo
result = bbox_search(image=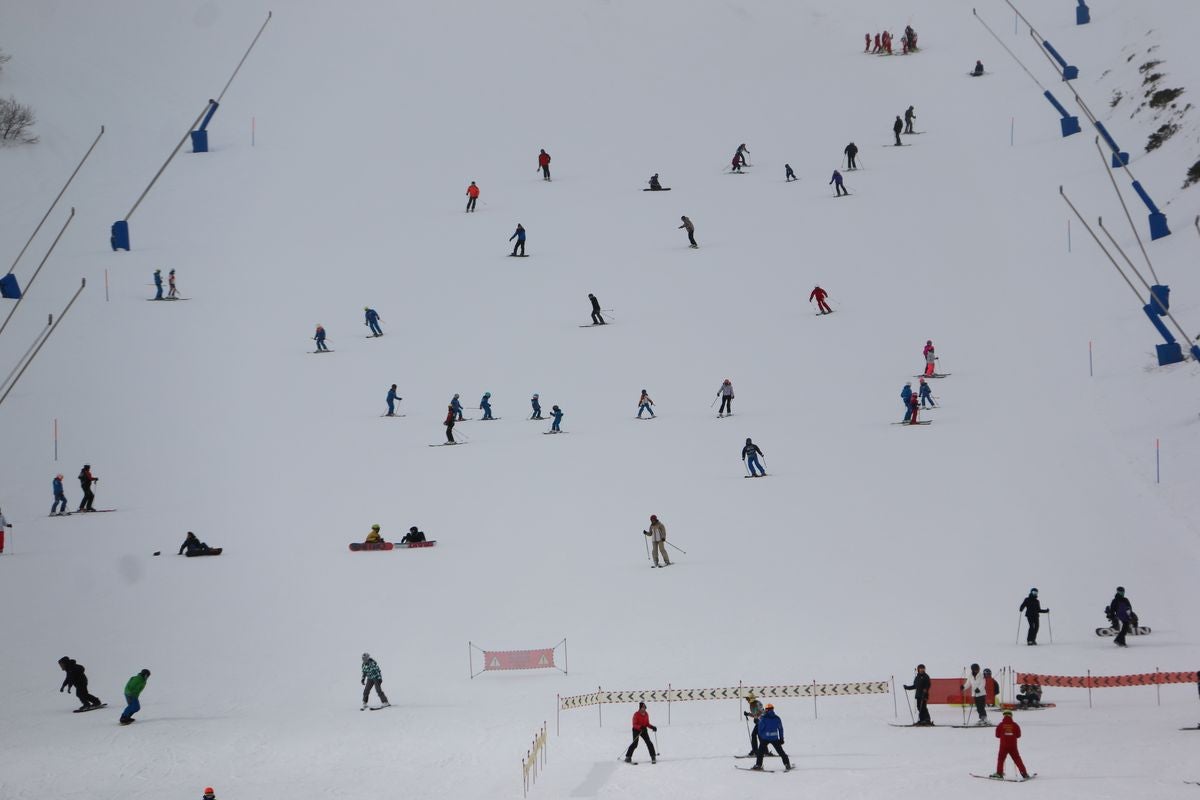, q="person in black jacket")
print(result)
[844,142,859,170]
[893,116,904,146]
[1018,588,1050,645]
[401,526,426,544]
[178,531,216,556]
[1106,586,1136,646]
[58,656,102,709]
[905,664,932,725]
[588,293,605,325]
